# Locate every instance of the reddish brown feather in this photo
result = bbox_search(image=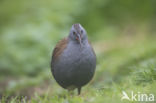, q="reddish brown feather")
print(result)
[52,38,68,61]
